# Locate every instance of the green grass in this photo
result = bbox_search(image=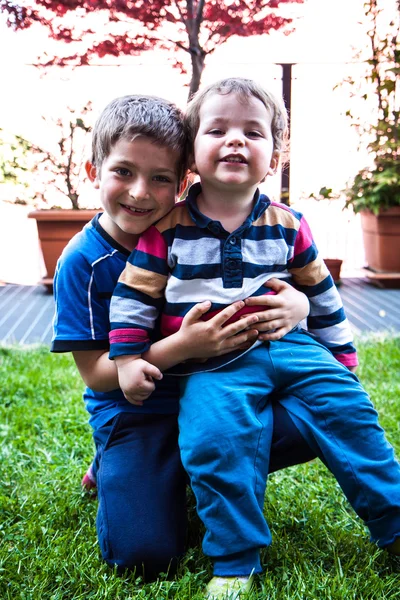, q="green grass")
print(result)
[1,337,400,599]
